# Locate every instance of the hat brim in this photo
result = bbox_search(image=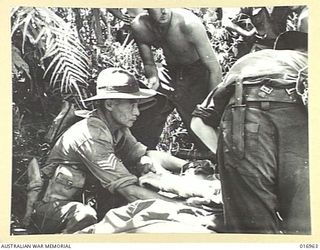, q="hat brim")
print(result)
[84,88,157,102]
